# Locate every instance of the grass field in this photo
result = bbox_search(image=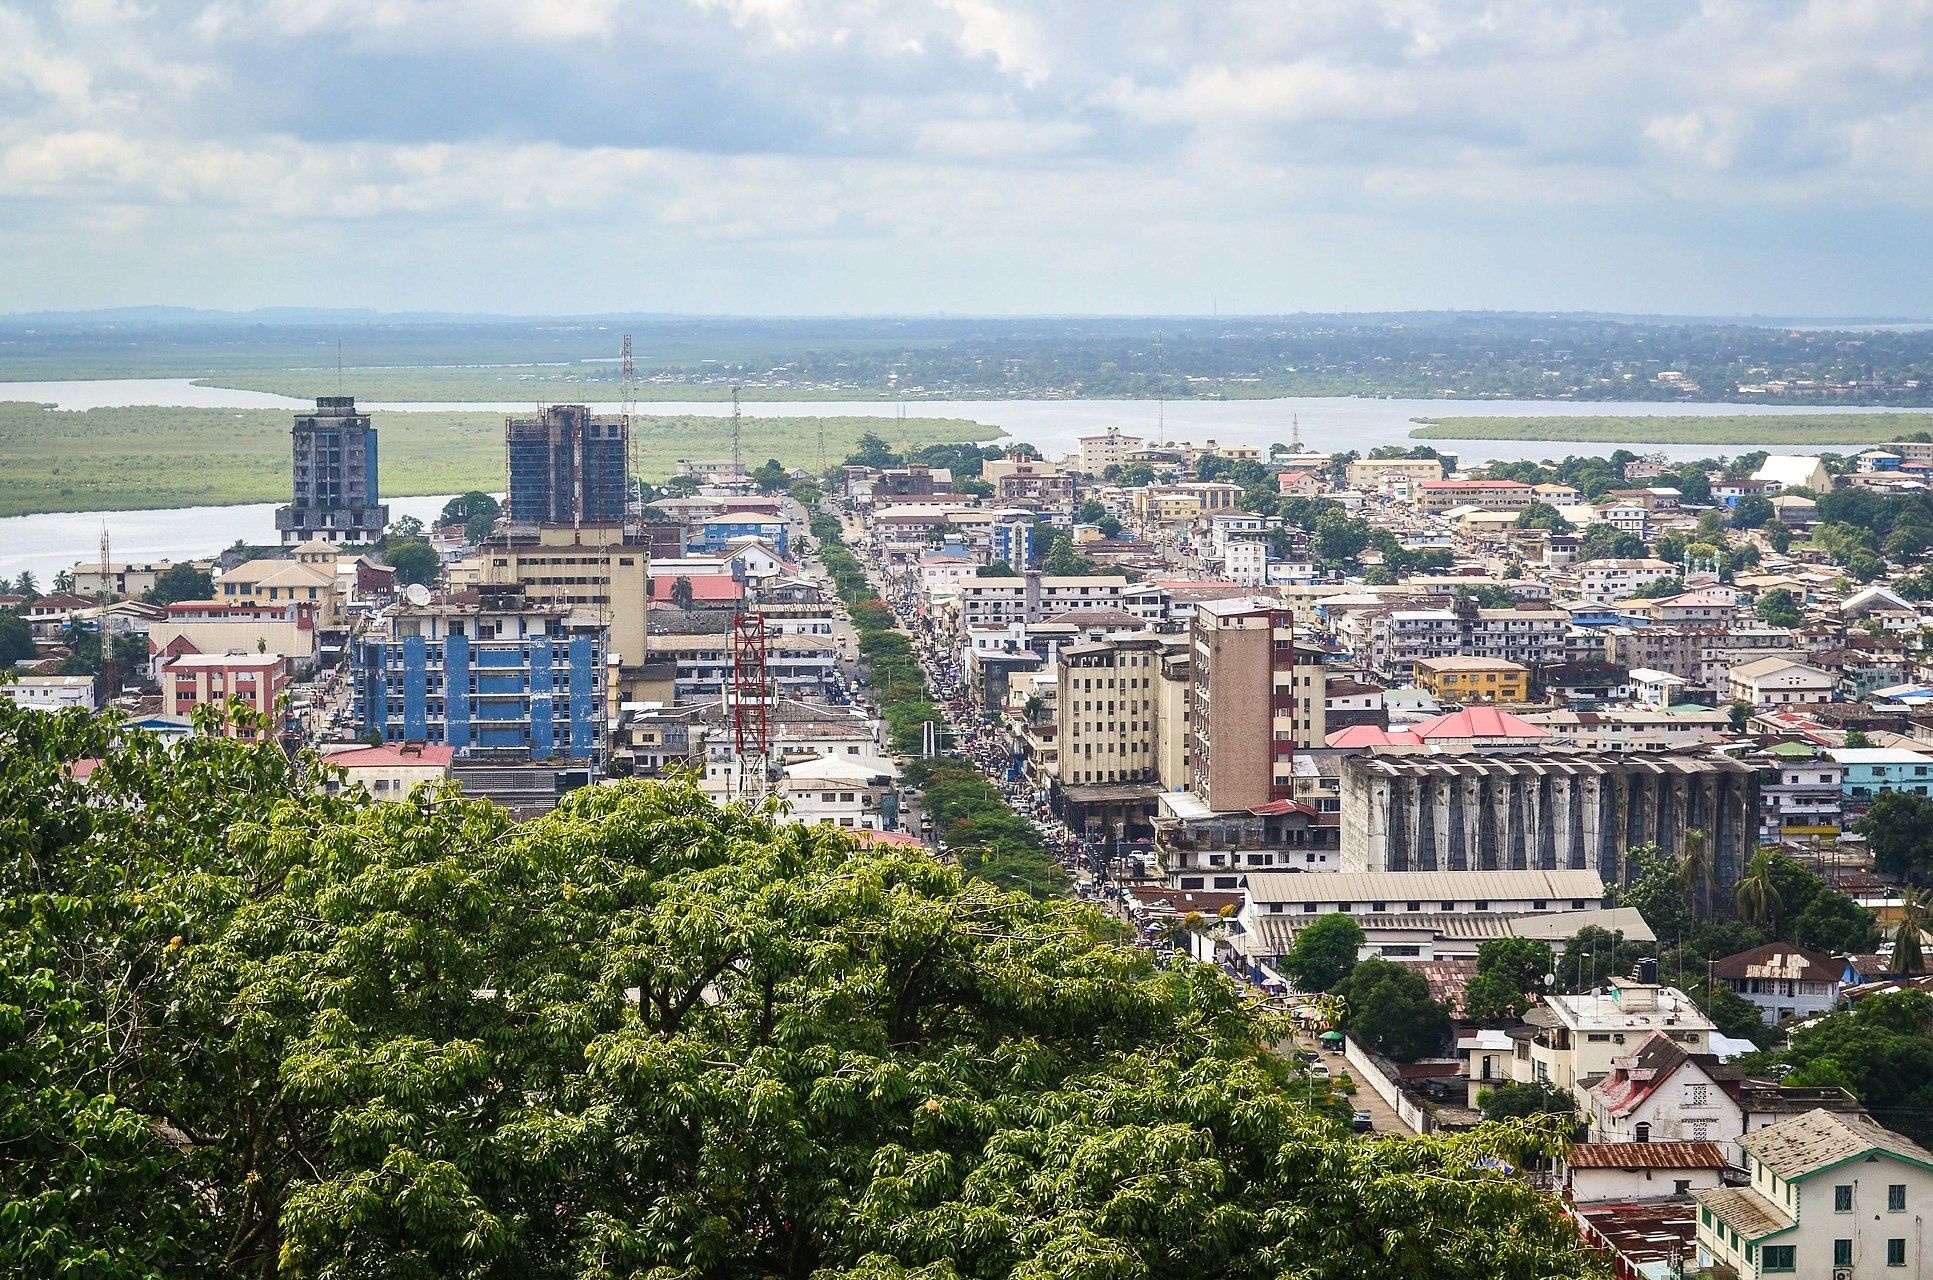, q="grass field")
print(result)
[1409,413,1933,445]
[0,402,999,517]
